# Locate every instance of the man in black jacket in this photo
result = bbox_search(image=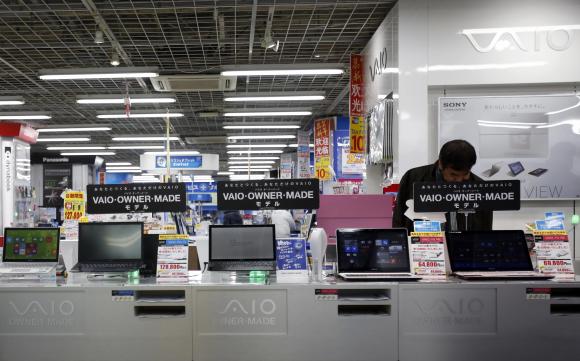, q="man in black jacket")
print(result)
[392,139,493,233]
